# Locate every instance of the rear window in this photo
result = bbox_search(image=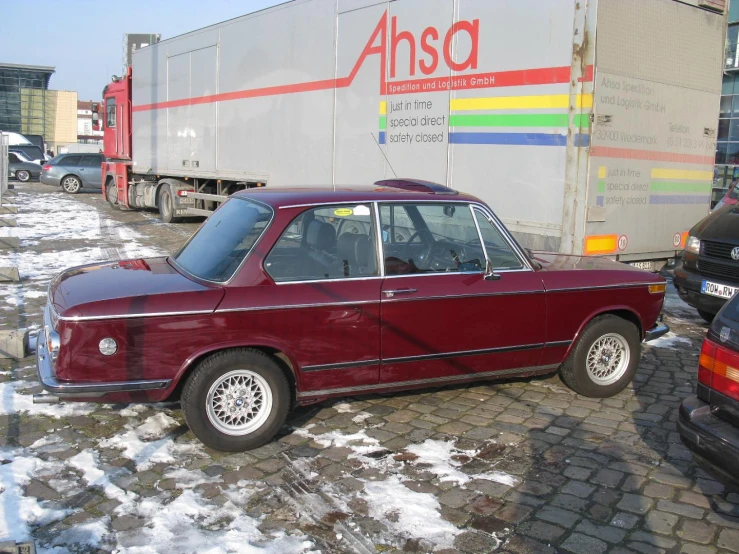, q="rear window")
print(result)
[173,198,273,282]
[722,293,739,323]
